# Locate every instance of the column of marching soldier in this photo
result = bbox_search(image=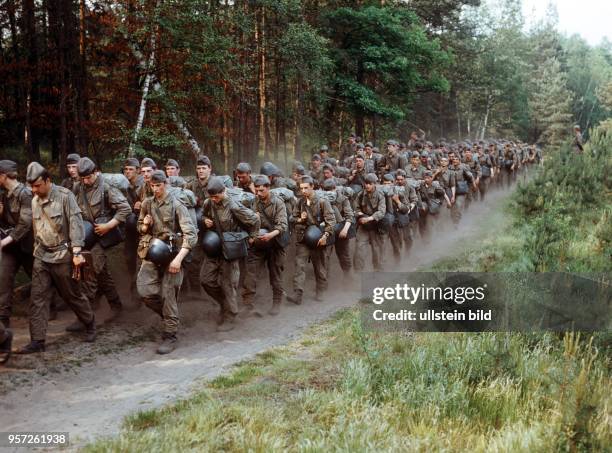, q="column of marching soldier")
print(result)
[0,135,541,358]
